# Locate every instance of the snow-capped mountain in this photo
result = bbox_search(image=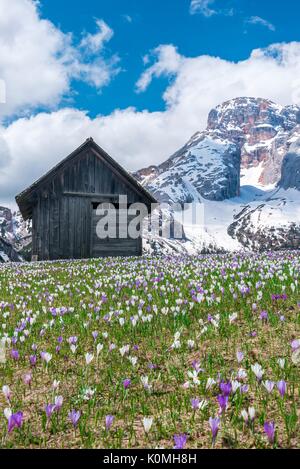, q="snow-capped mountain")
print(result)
[136,97,300,199]
[138,97,300,253]
[1,96,300,261]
